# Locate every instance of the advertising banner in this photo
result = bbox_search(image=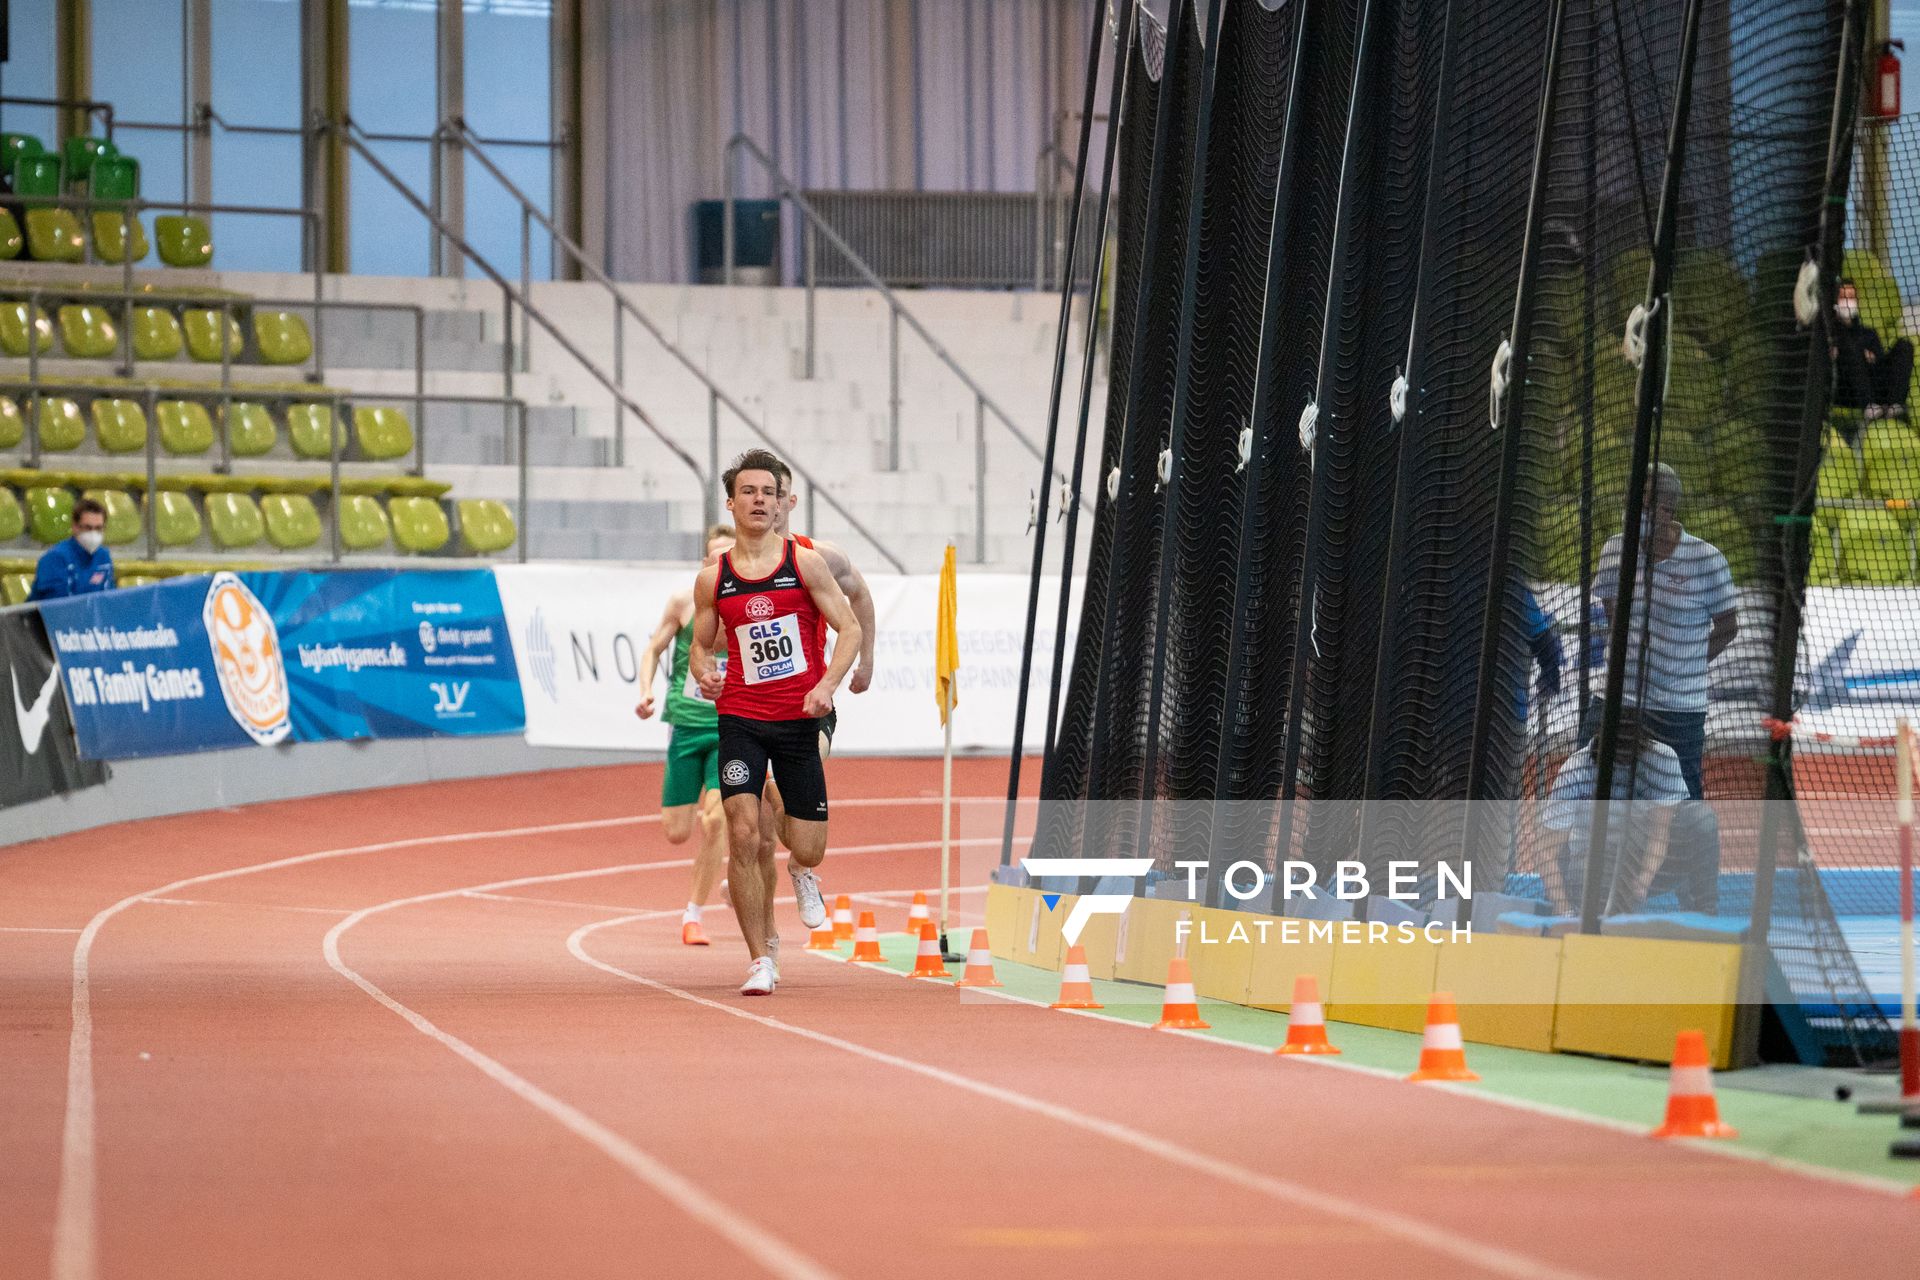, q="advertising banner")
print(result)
[0,608,108,806]
[496,563,1080,755]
